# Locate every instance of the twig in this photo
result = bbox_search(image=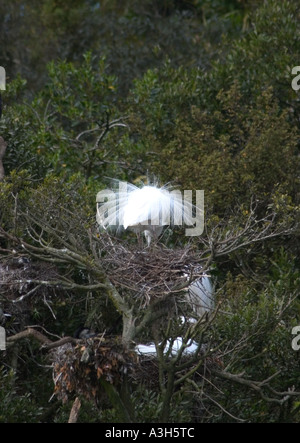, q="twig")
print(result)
[202,391,246,422]
[12,285,42,303]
